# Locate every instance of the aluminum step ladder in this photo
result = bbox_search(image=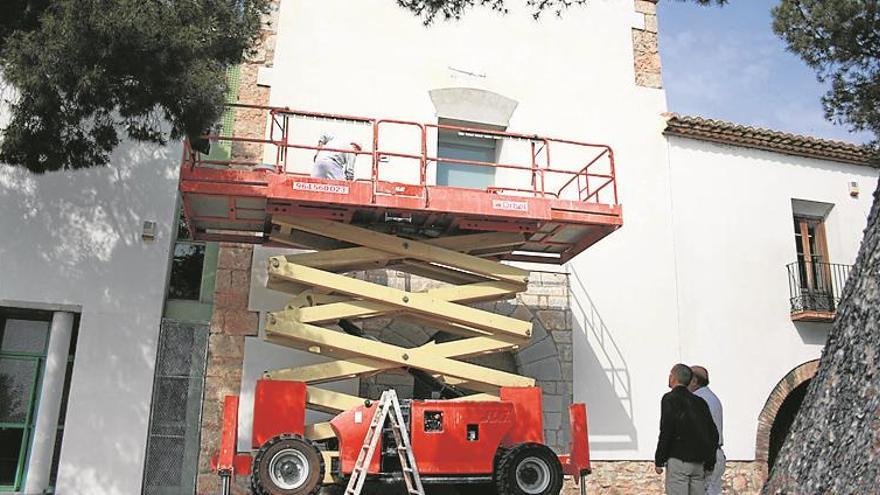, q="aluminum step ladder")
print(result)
[344,389,425,495]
